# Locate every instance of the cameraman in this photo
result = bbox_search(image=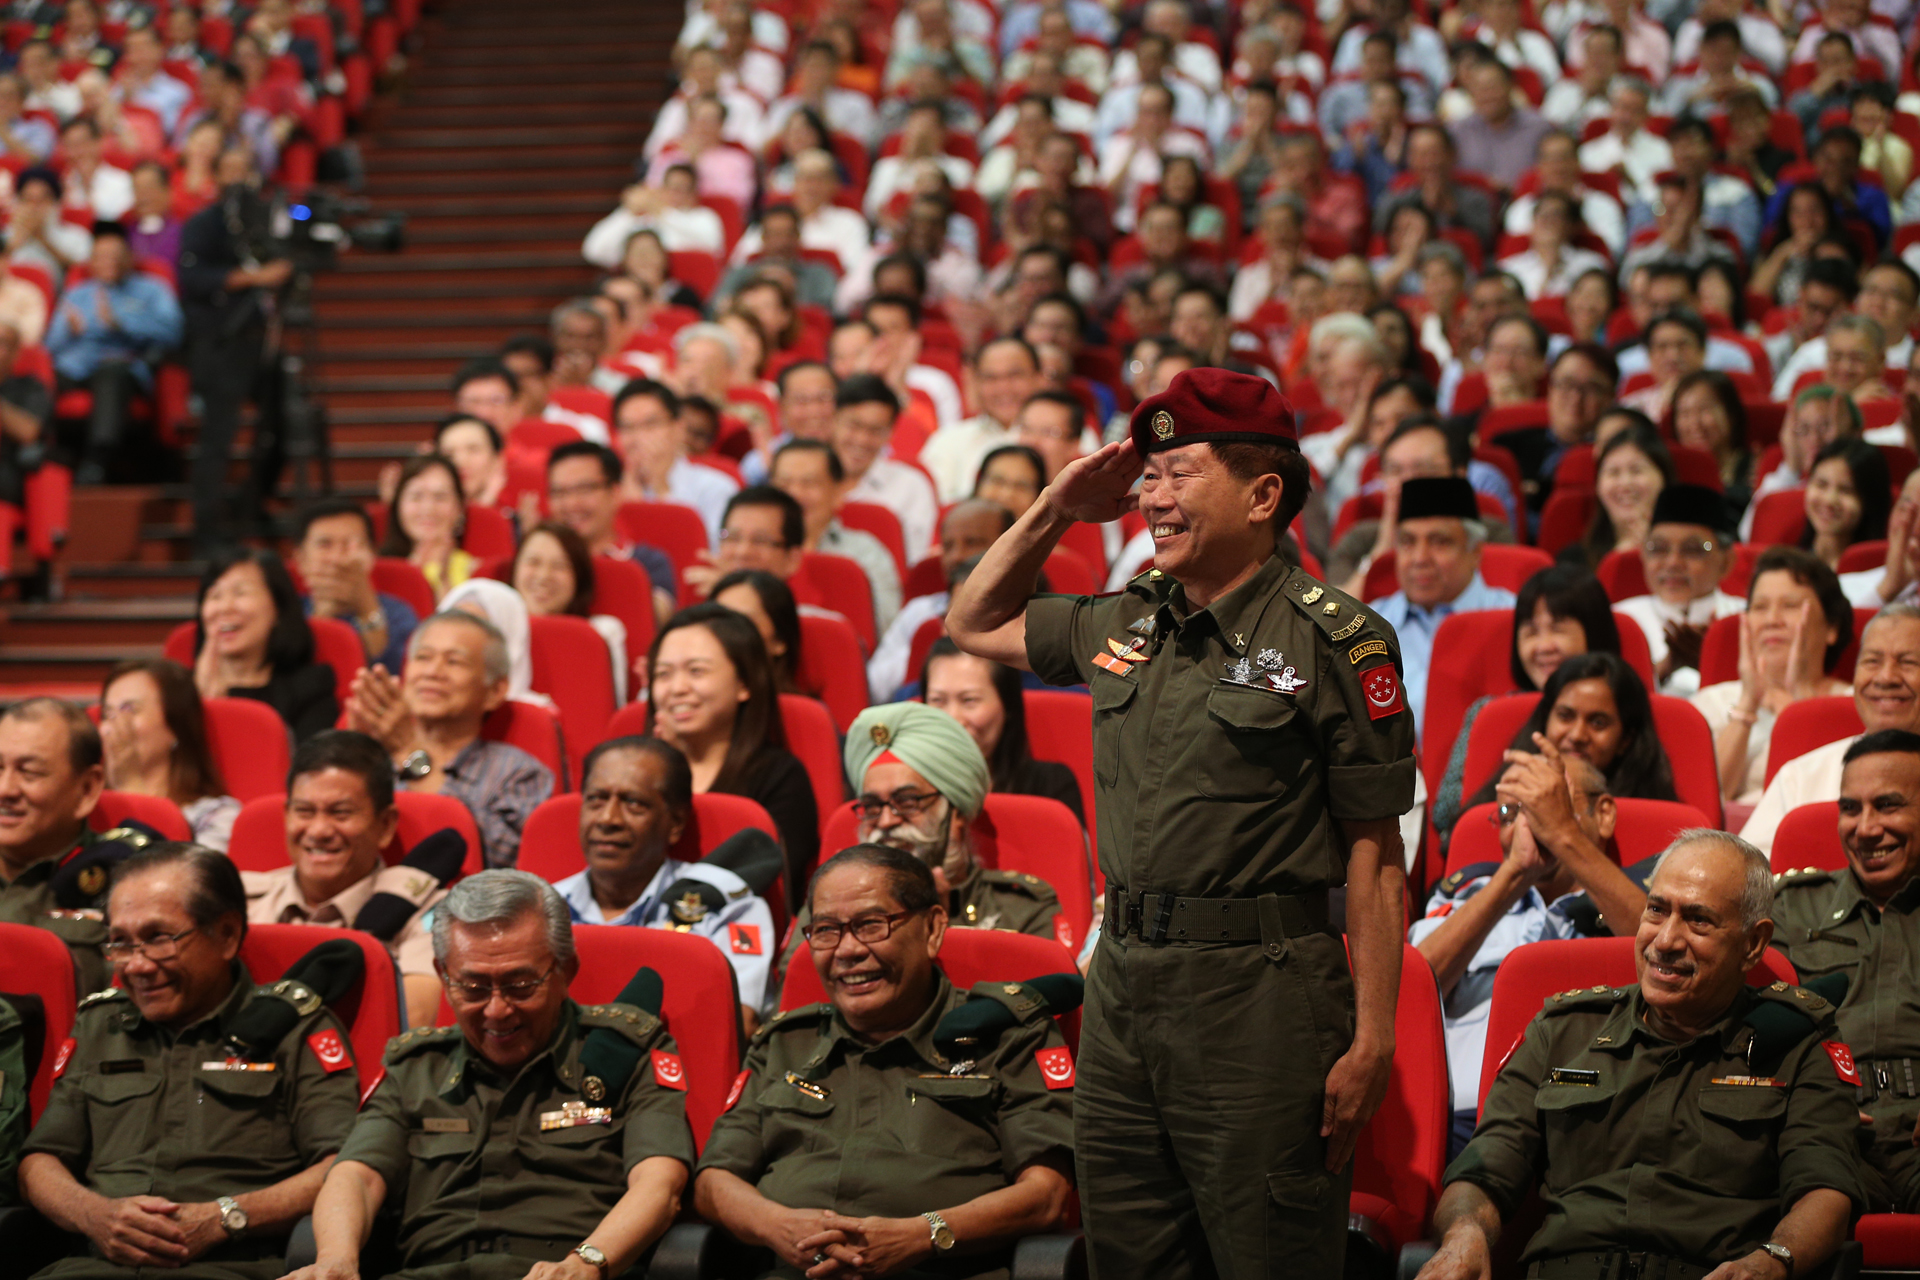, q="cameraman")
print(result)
[178,144,289,557]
